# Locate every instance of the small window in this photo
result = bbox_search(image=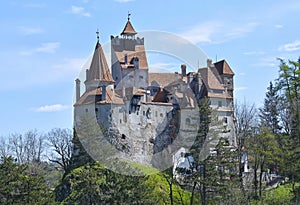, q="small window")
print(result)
[95,108,98,112]
[120,119,122,124]
[160,113,163,117]
[139,76,143,79]
[223,117,228,124]
[186,118,191,125]
[143,111,145,116]
[218,101,222,107]
[116,76,118,80]
[85,108,88,112]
